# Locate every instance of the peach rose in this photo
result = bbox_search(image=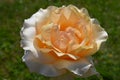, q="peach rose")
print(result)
[20,5,108,77]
